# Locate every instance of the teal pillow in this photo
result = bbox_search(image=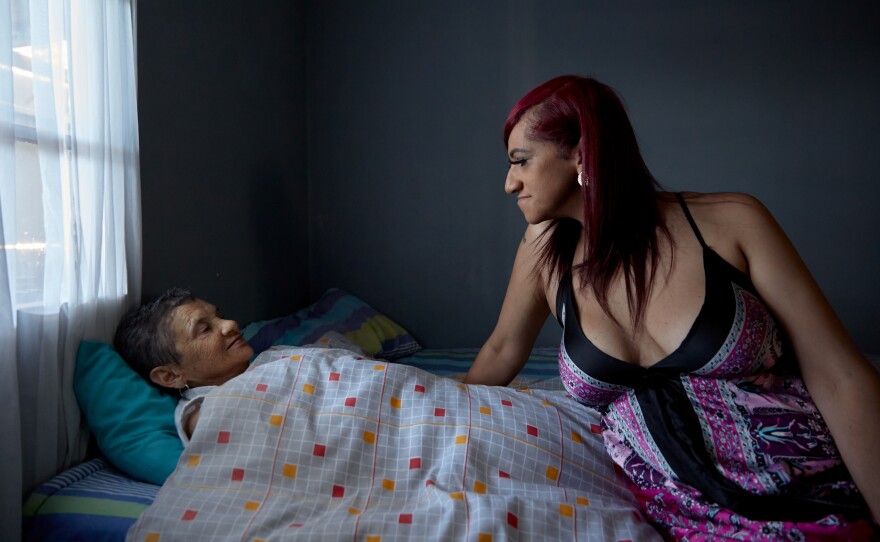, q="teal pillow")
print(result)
[74,341,182,485]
